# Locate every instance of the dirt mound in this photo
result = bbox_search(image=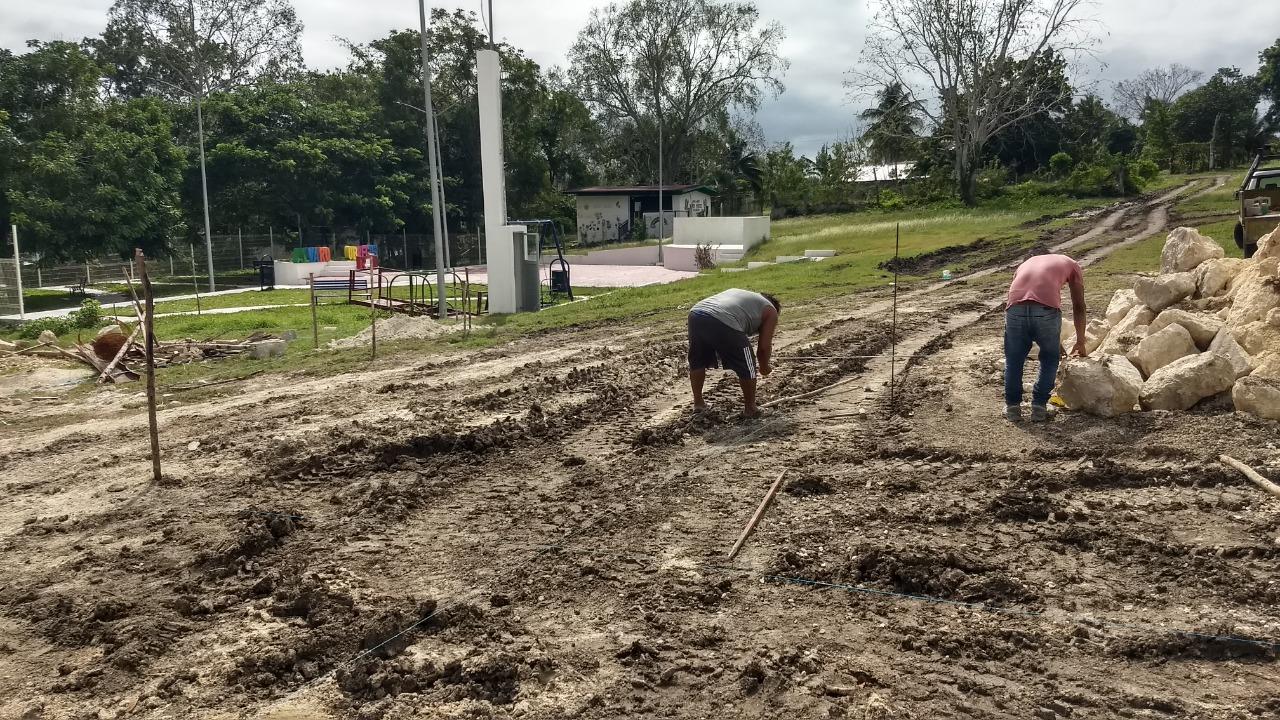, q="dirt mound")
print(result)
[329,314,461,349]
